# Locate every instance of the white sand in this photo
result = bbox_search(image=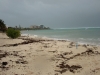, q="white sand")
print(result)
[0,33,100,75]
